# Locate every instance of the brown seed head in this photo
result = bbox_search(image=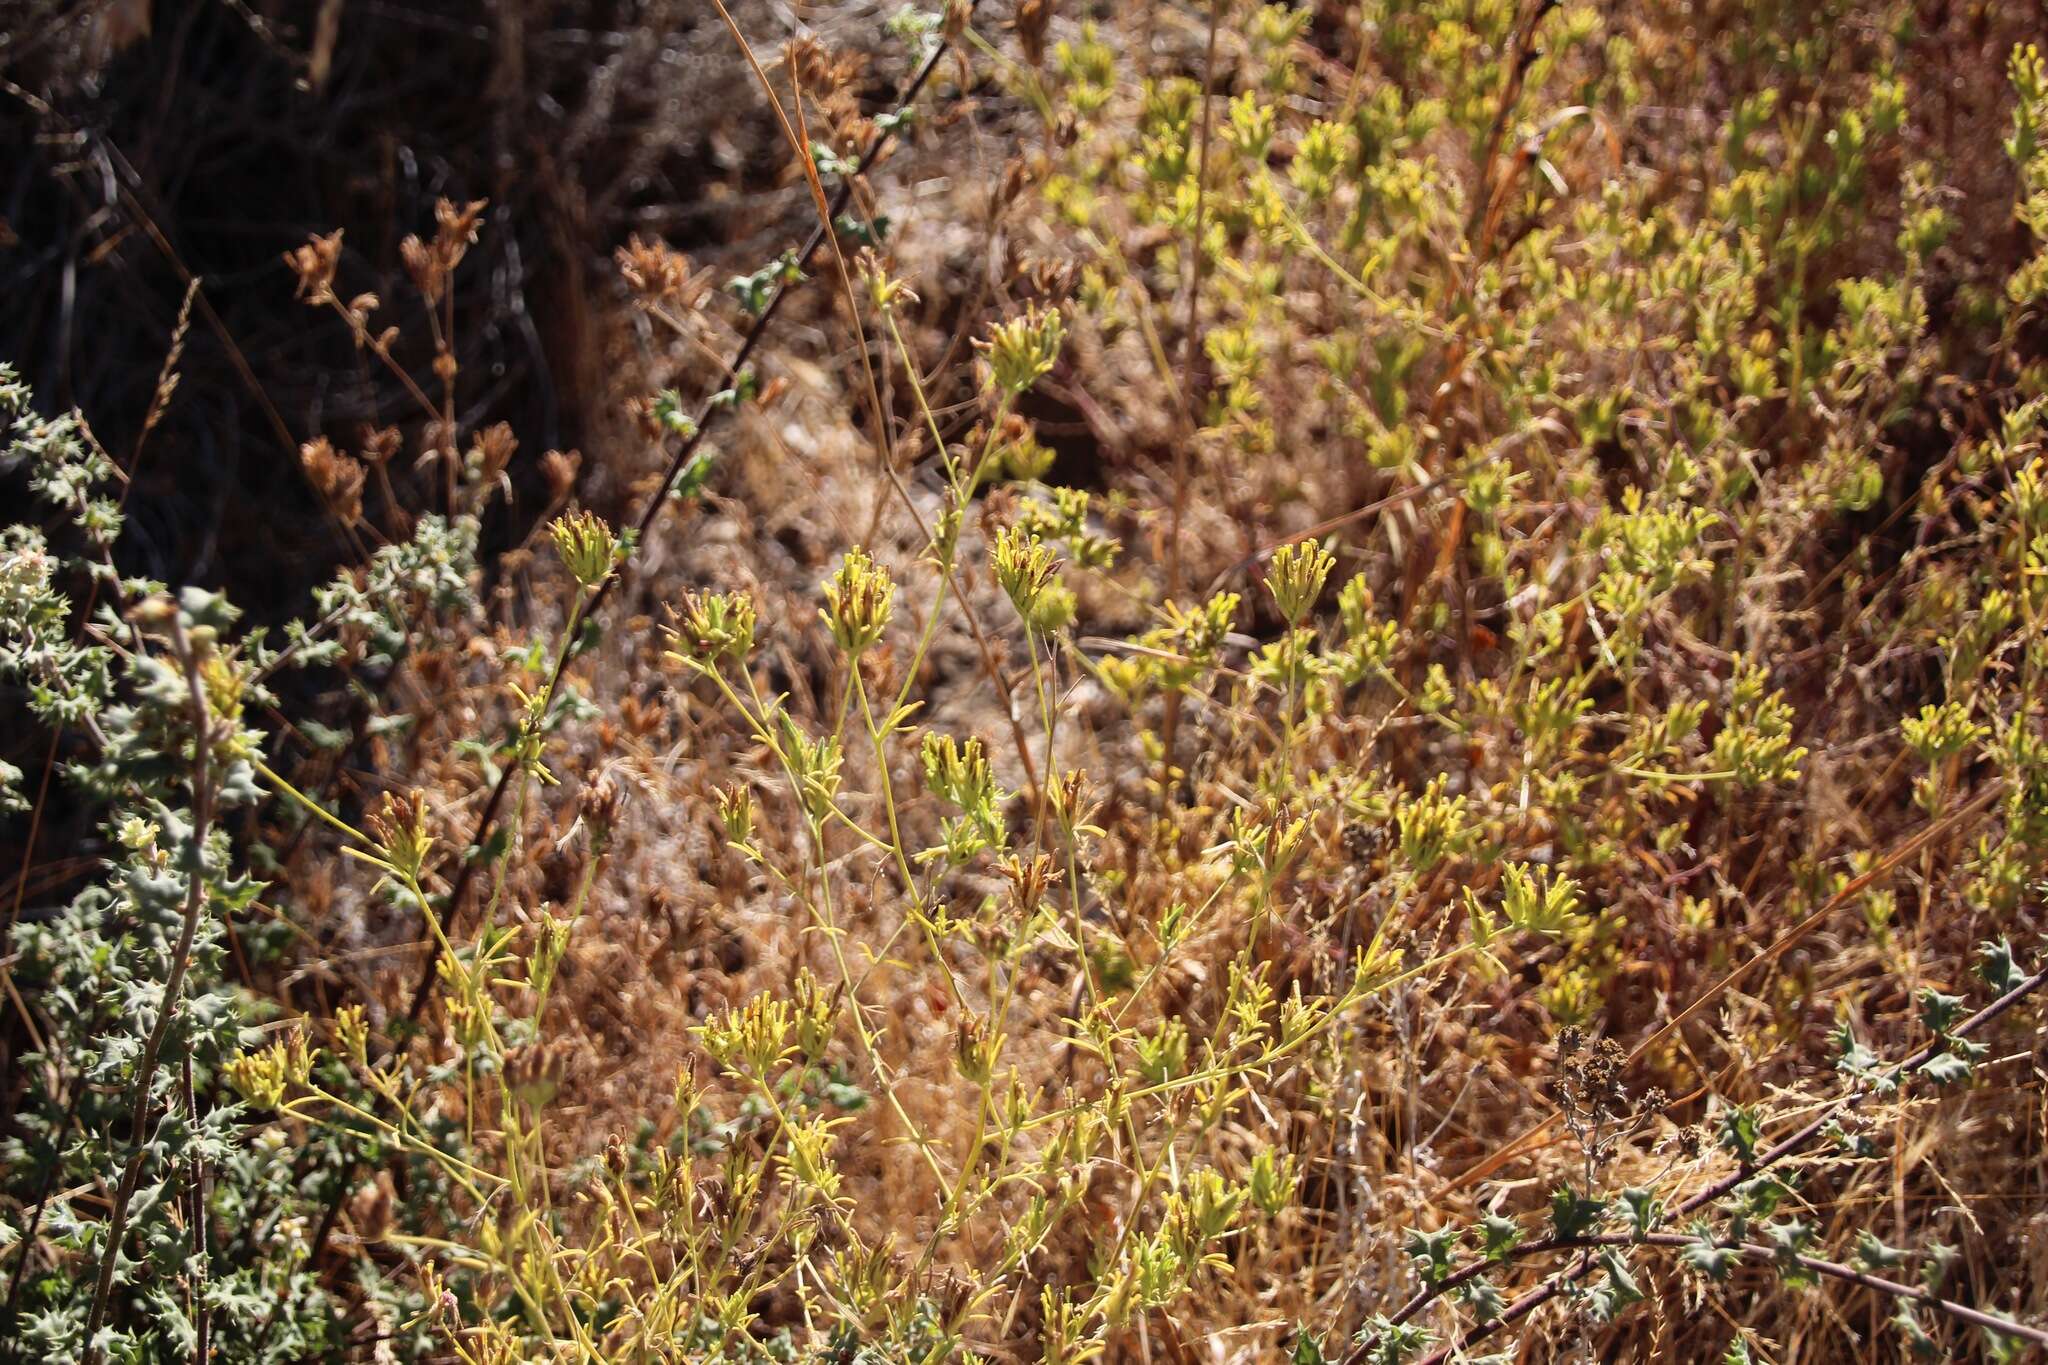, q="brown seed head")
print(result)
[299,436,365,524]
[285,230,344,305]
[471,421,518,482]
[542,449,582,503]
[1015,0,1053,67]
